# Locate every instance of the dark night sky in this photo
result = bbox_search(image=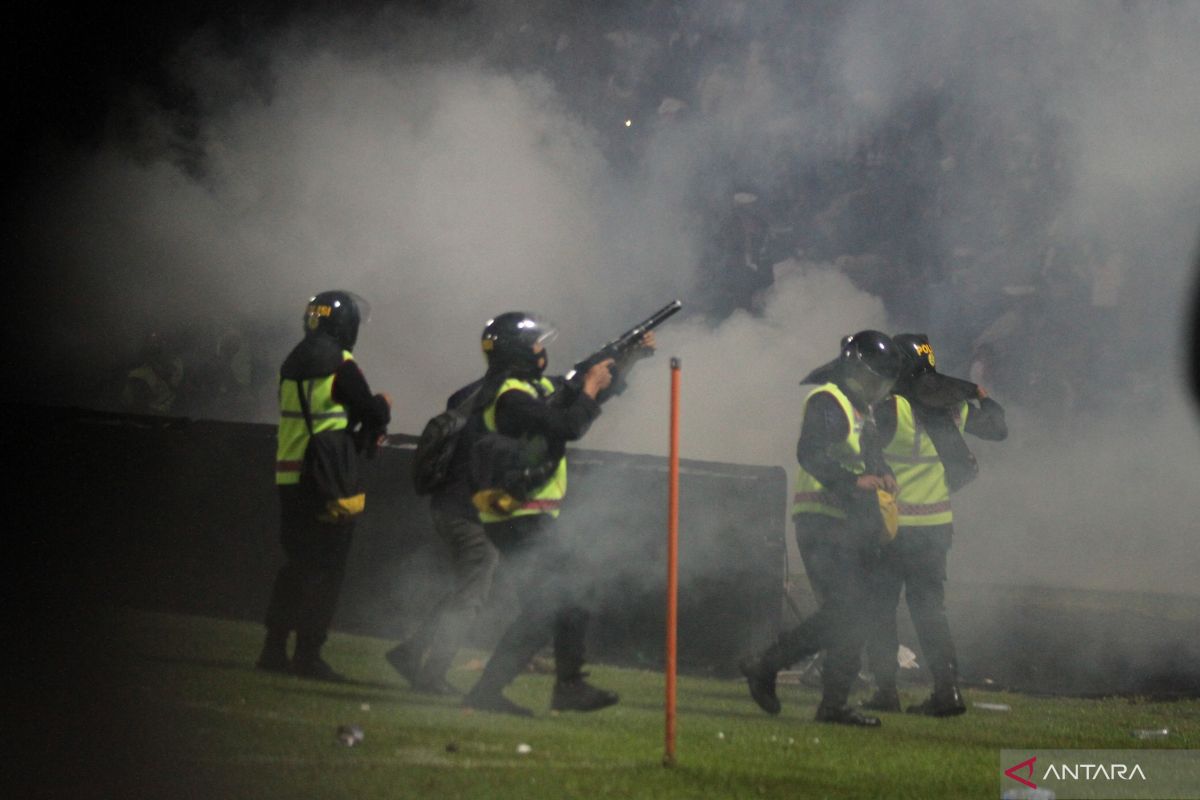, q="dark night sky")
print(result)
[7,4,296,182]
